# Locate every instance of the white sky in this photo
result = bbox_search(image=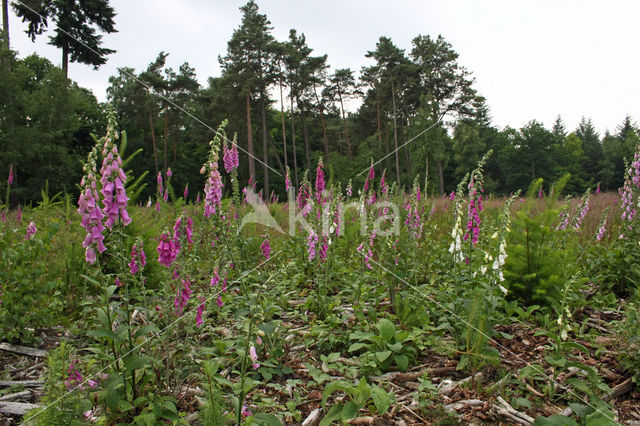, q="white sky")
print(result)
[7,0,640,135]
